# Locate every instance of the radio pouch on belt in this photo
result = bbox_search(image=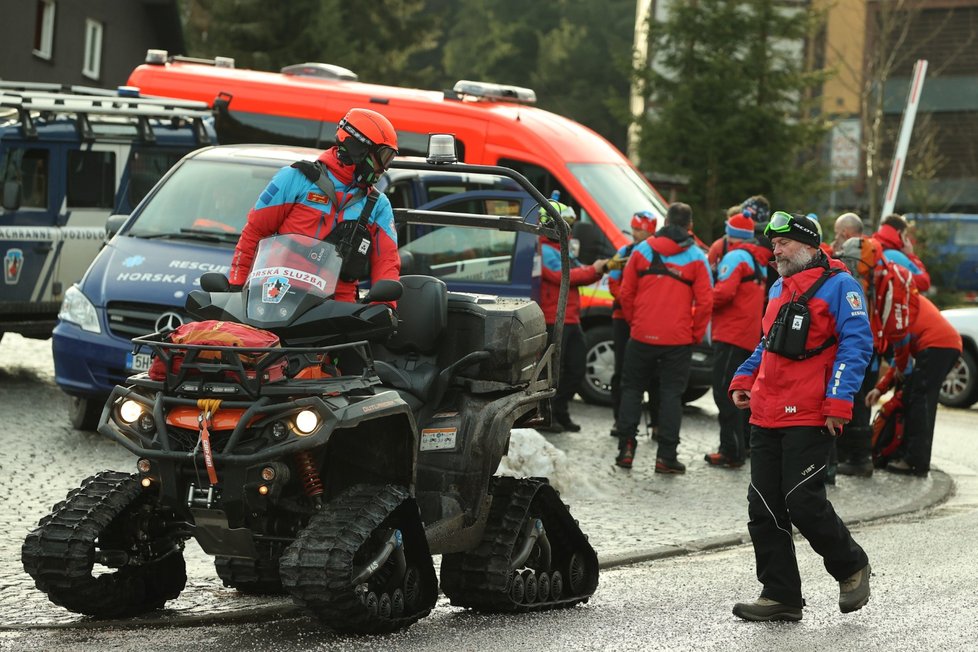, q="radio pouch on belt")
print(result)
[764,265,841,360]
